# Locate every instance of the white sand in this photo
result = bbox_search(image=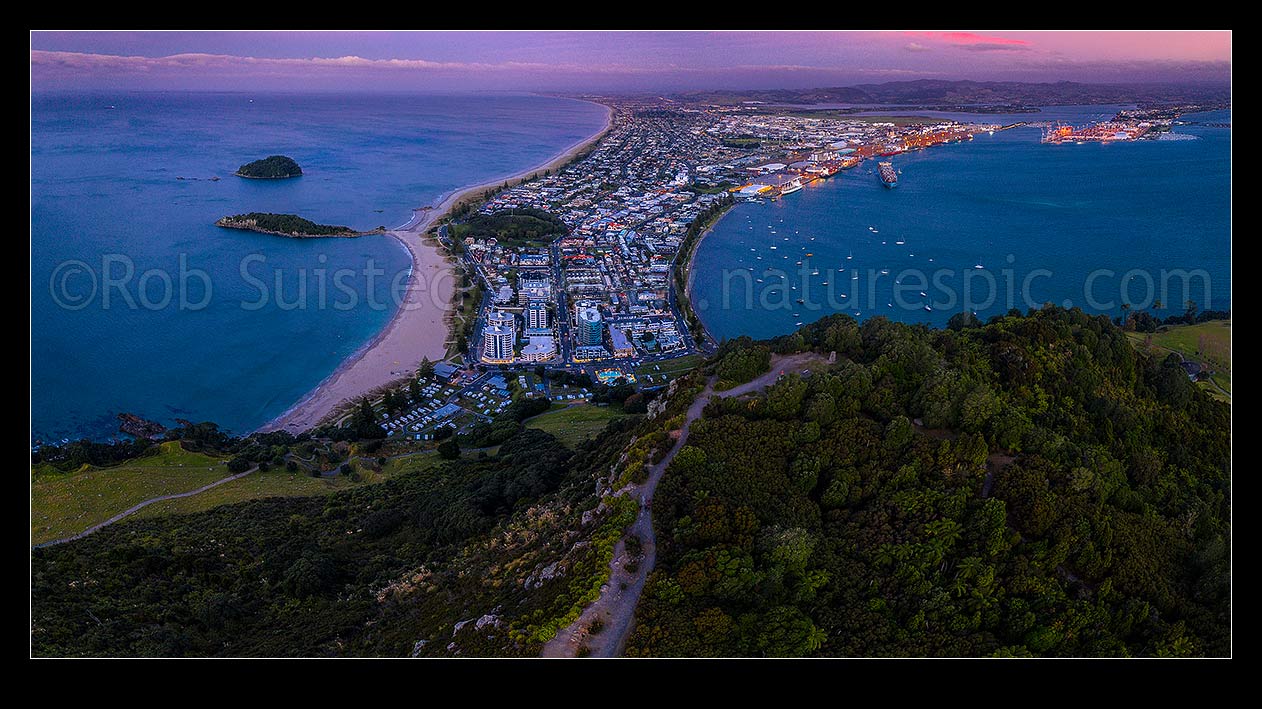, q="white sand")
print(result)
[258,102,613,434]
